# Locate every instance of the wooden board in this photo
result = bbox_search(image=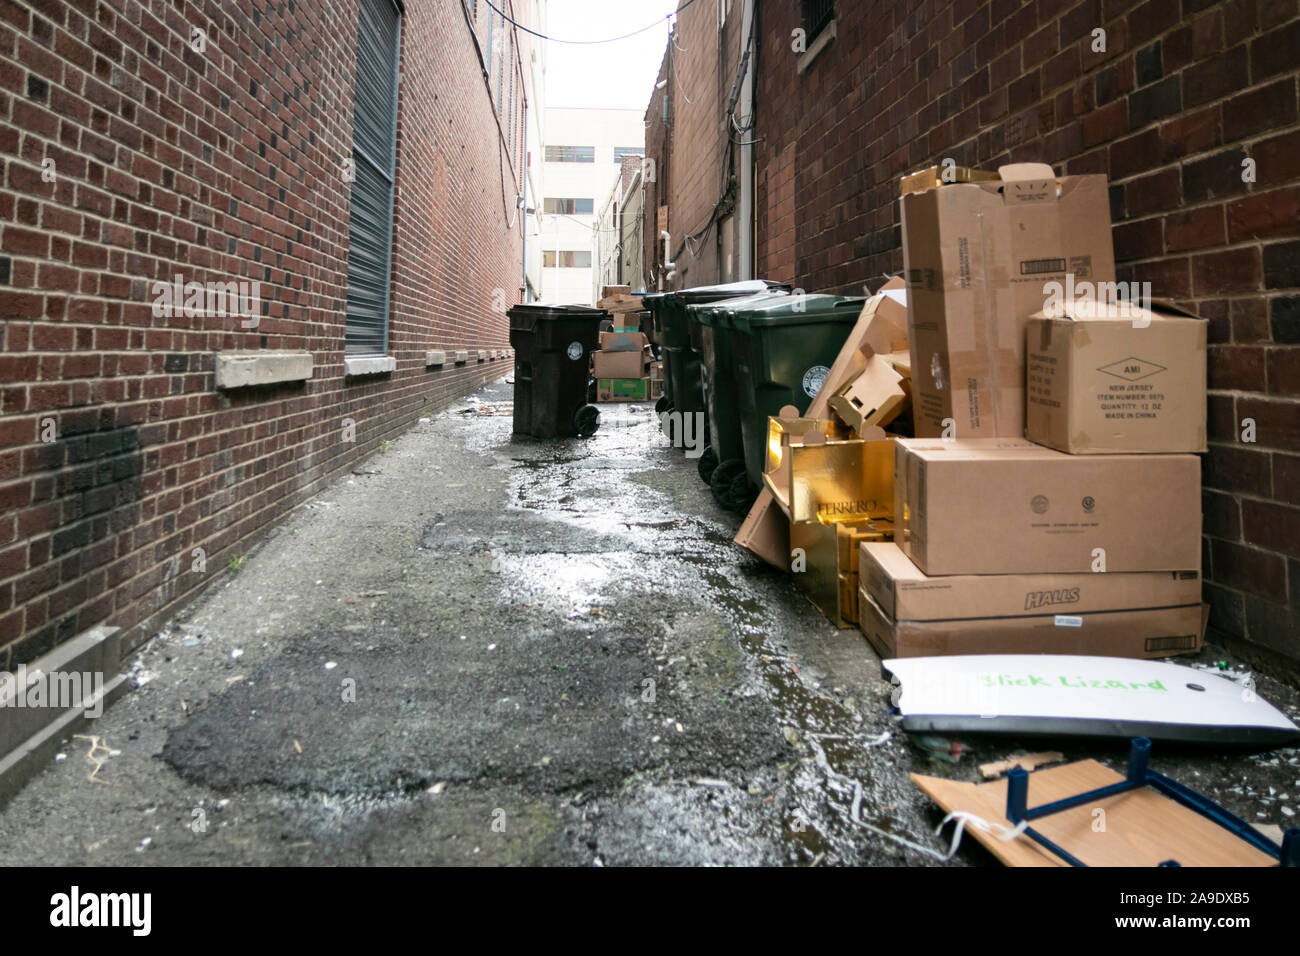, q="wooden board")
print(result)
[912,760,1279,867]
